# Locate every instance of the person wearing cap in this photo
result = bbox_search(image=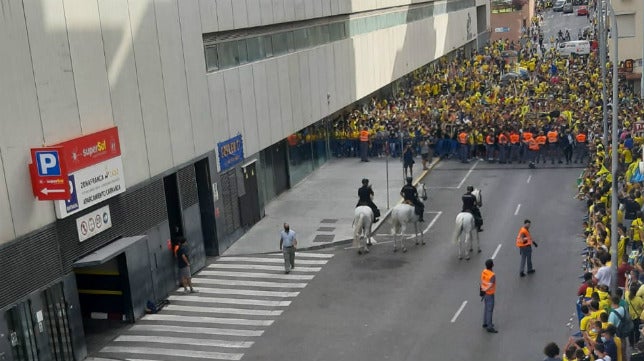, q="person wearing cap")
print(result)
[462,185,483,232]
[480,259,498,333]
[400,177,424,222]
[357,178,380,222]
[516,219,537,277]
